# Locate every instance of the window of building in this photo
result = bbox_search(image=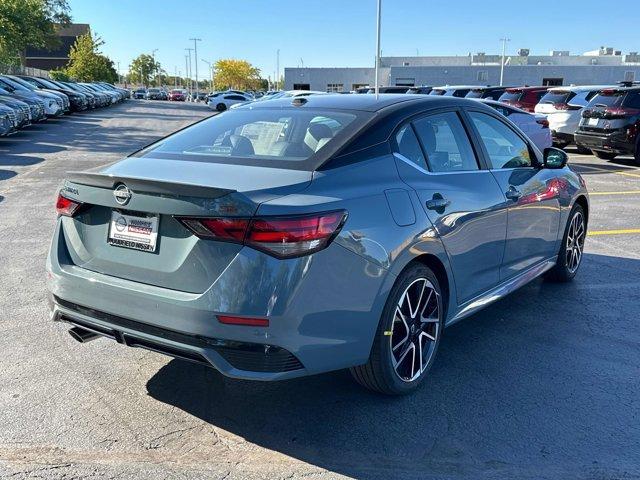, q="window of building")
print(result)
[477,71,489,82]
[542,78,563,86]
[326,83,344,93]
[403,62,410,66]
[395,78,415,87]
[293,83,310,90]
